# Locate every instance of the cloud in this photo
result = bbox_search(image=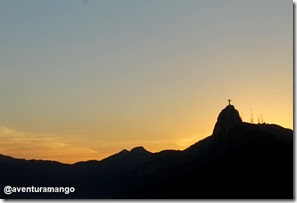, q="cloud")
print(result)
[0,126,101,164]
[0,126,18,135]
[0,125,205,164]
